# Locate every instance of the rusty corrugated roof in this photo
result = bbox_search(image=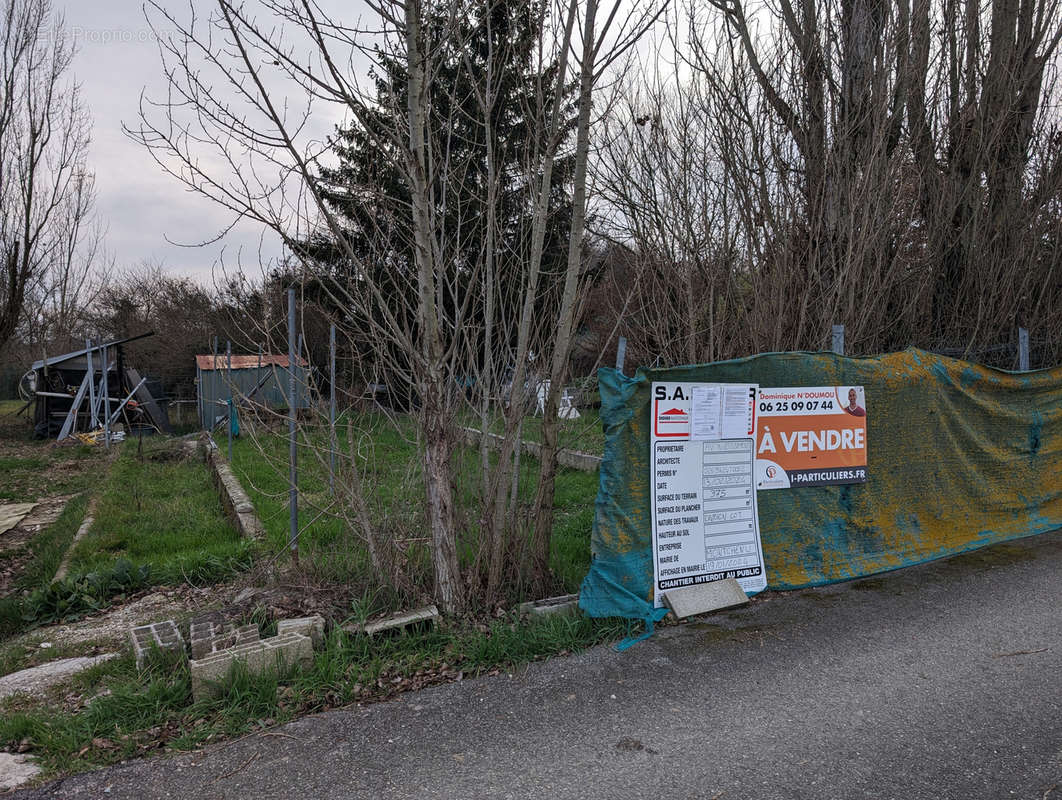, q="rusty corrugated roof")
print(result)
[195,354,308,371]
